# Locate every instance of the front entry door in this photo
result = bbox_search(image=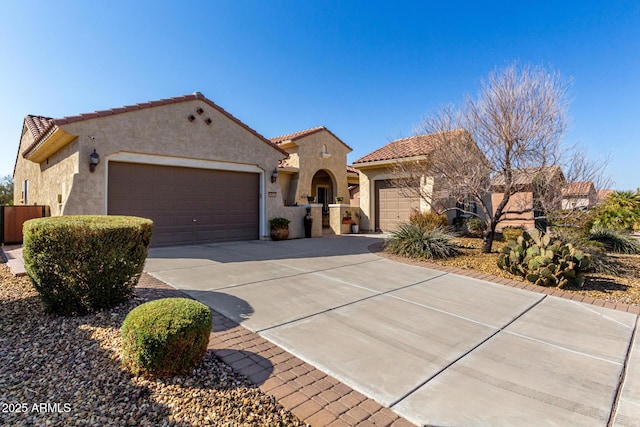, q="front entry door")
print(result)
[317,186,330,228]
